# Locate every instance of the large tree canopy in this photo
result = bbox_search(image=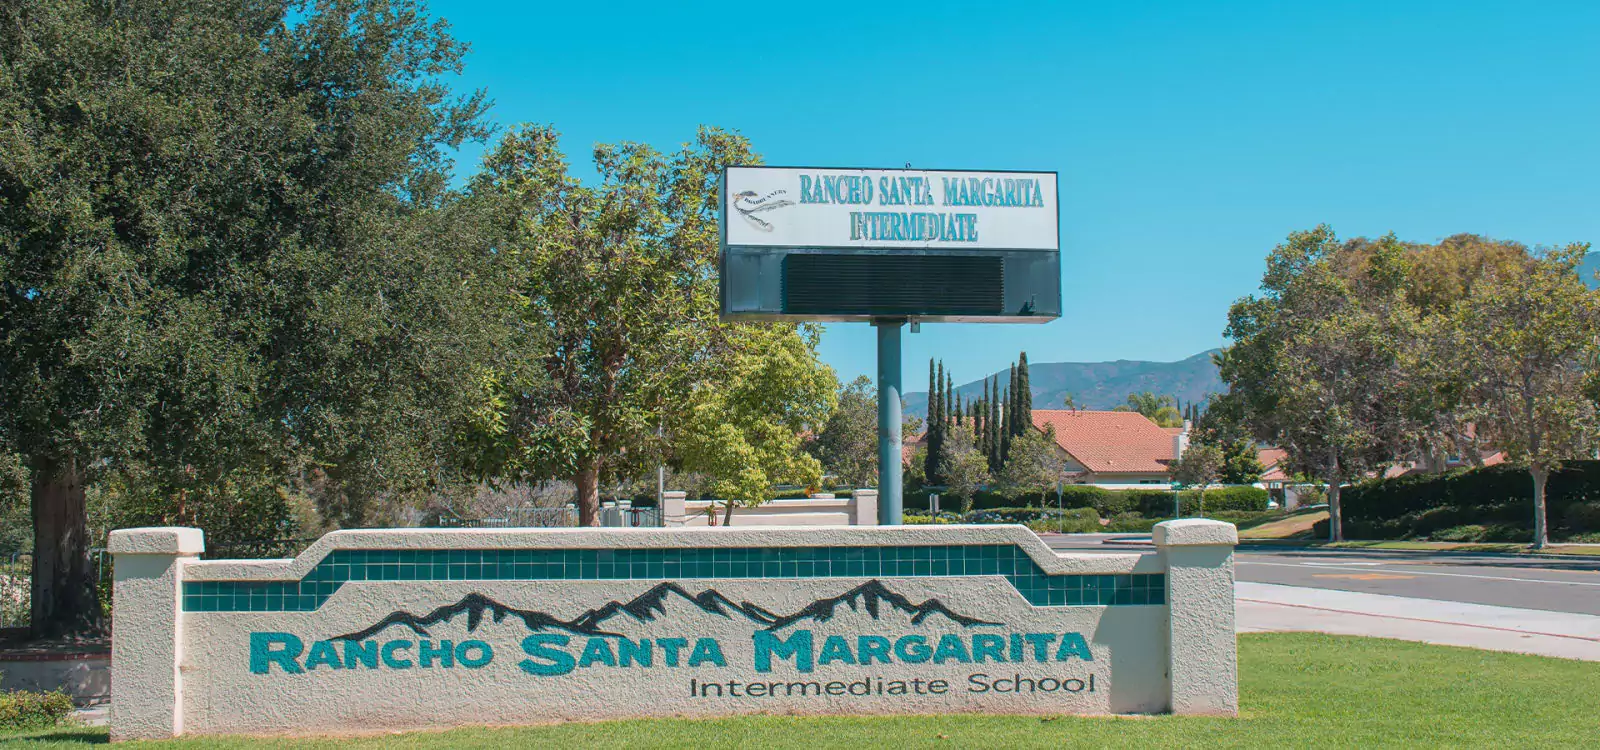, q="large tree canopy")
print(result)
[465,124,833,525]
[0,0,496,634]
